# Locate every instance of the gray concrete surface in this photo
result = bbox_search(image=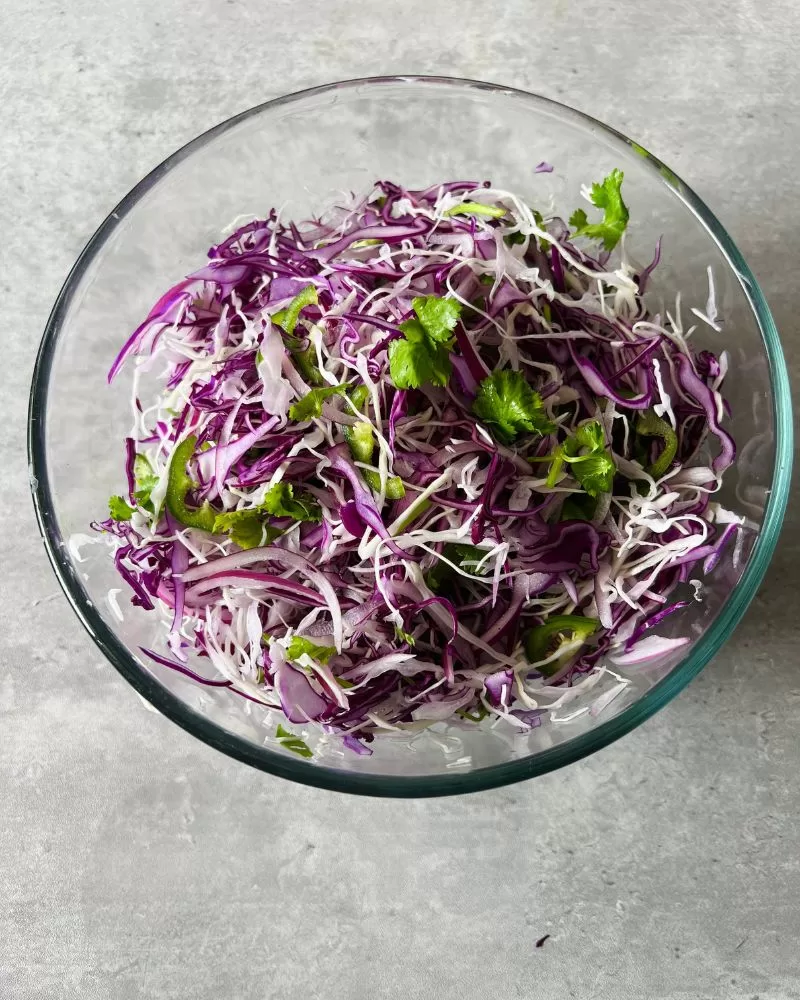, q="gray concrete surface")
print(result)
[1,1,798,997]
